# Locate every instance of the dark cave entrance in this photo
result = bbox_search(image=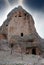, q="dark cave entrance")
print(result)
[32,48,36,55]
